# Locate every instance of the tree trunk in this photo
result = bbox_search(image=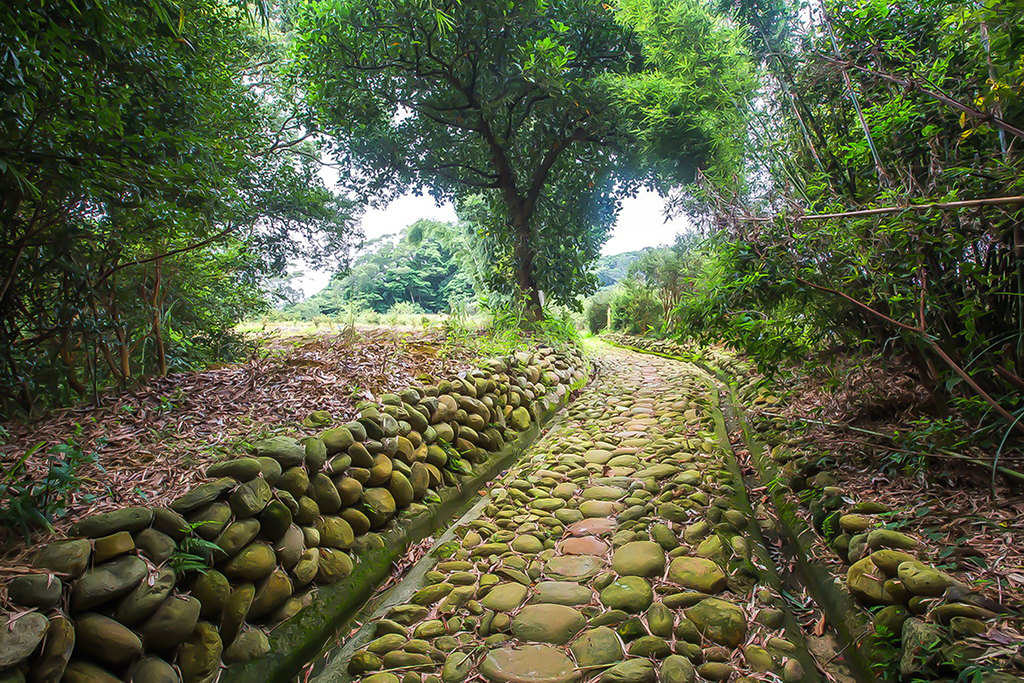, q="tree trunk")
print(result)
[511,212,543,322]
[150,260,168,376]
